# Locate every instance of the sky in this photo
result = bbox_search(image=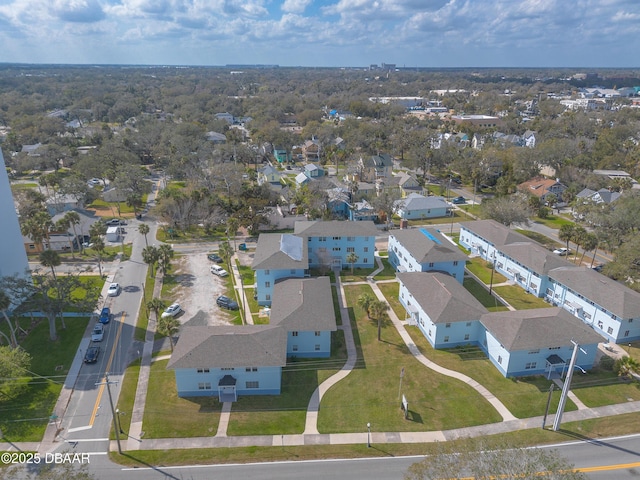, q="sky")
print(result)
[0,0,639,68]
